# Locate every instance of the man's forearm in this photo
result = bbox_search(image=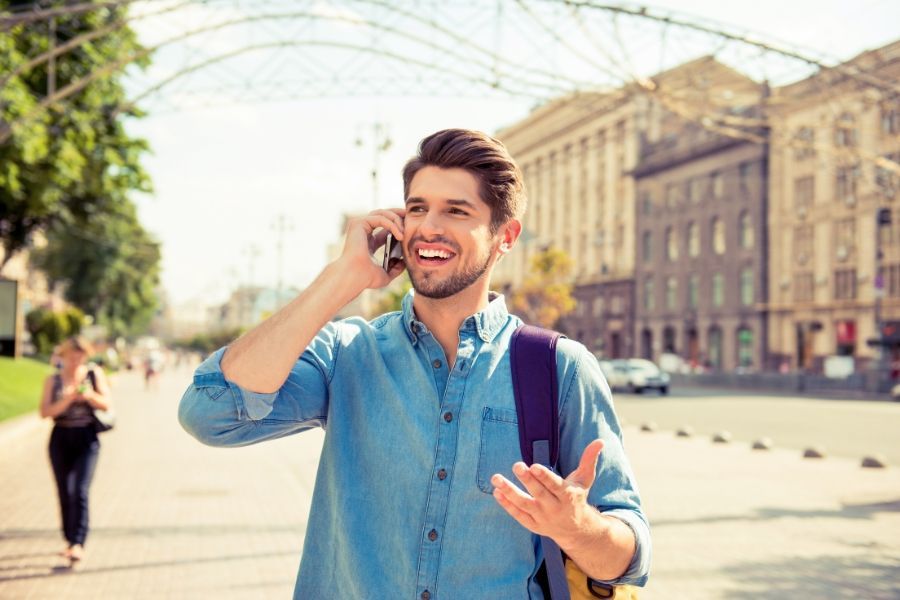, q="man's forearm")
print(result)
[558,510,636,582]
[220,261,362,393]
